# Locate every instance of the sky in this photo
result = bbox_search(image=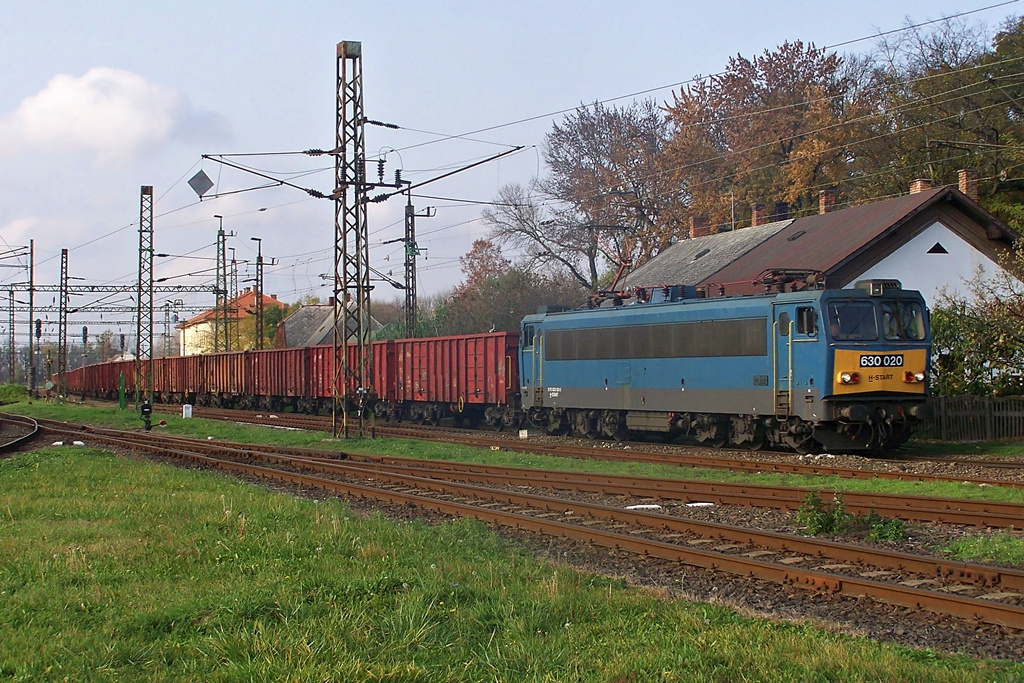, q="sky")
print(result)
[1,0,1020,341]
